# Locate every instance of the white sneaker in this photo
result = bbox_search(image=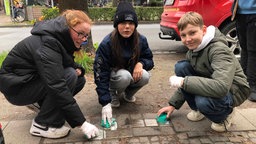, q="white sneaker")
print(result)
[211,109,235,132]
[30,119,71,139]
[187,110,205,121]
